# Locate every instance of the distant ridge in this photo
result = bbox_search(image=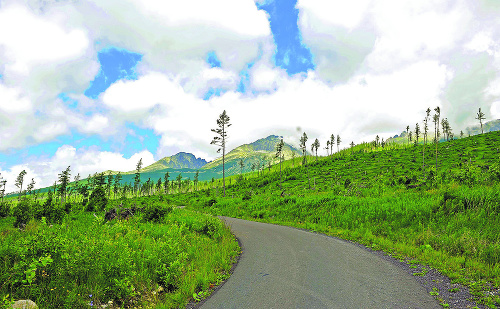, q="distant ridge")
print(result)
[202,135,302,175]
[140,152,208,173]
